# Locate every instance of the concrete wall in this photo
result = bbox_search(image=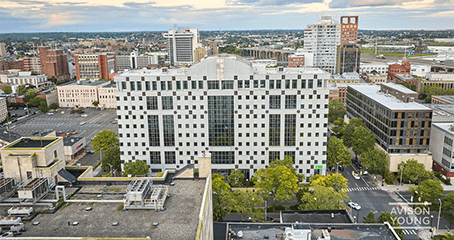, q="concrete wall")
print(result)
[375,144,432,172]
[195,174,213,240]
[198,157,211,179]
